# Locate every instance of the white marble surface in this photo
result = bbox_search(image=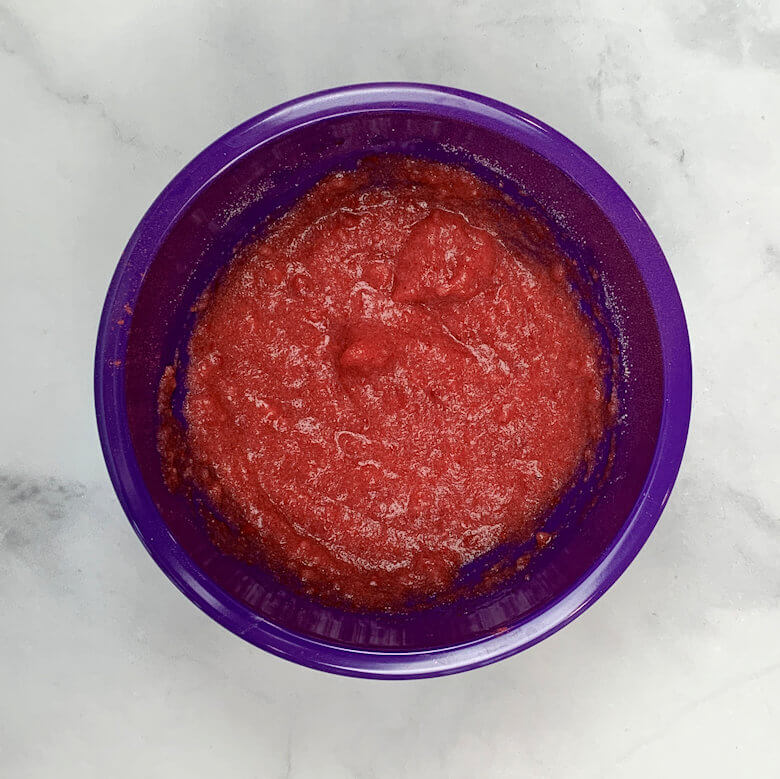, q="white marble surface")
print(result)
[2,0,779,776]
